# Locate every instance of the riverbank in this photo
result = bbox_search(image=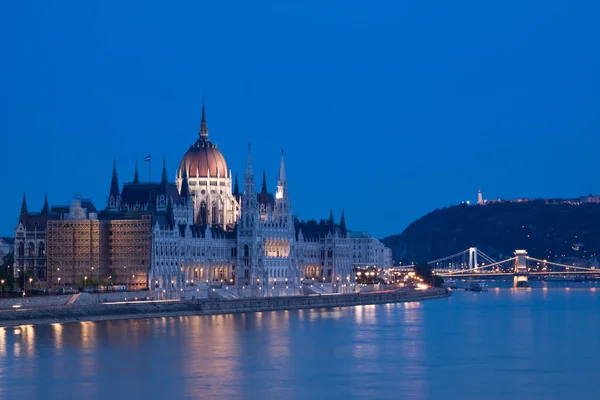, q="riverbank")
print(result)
[0,288,450,327]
